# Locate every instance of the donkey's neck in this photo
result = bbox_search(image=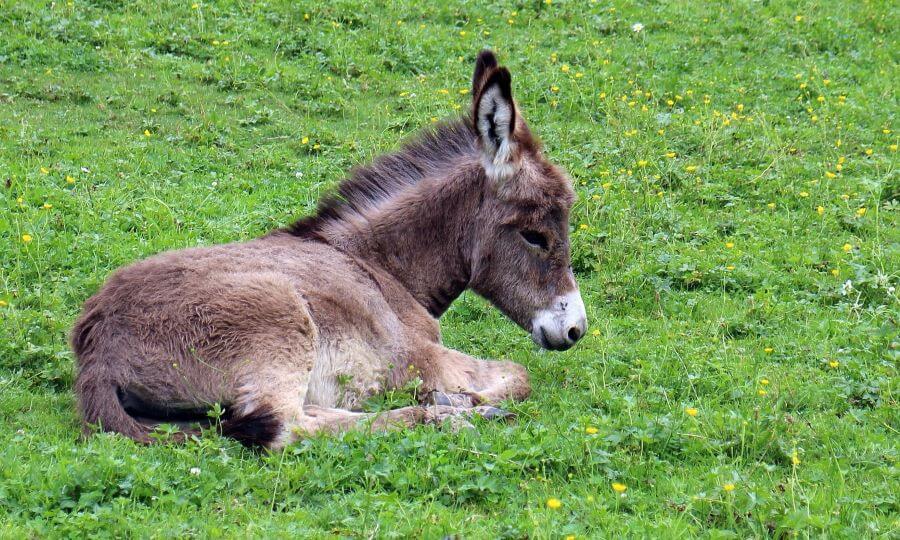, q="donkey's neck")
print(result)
[325,168,482,317]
